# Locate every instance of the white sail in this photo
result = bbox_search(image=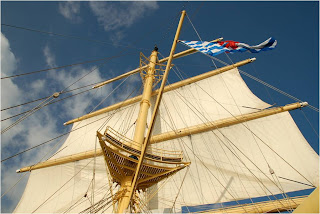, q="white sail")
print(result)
[14,157,112,213]
[157,67,271,131]
[150,67,319,211]
[14,101,143,213]
[154,111,318,211]
[14,67,319,213]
